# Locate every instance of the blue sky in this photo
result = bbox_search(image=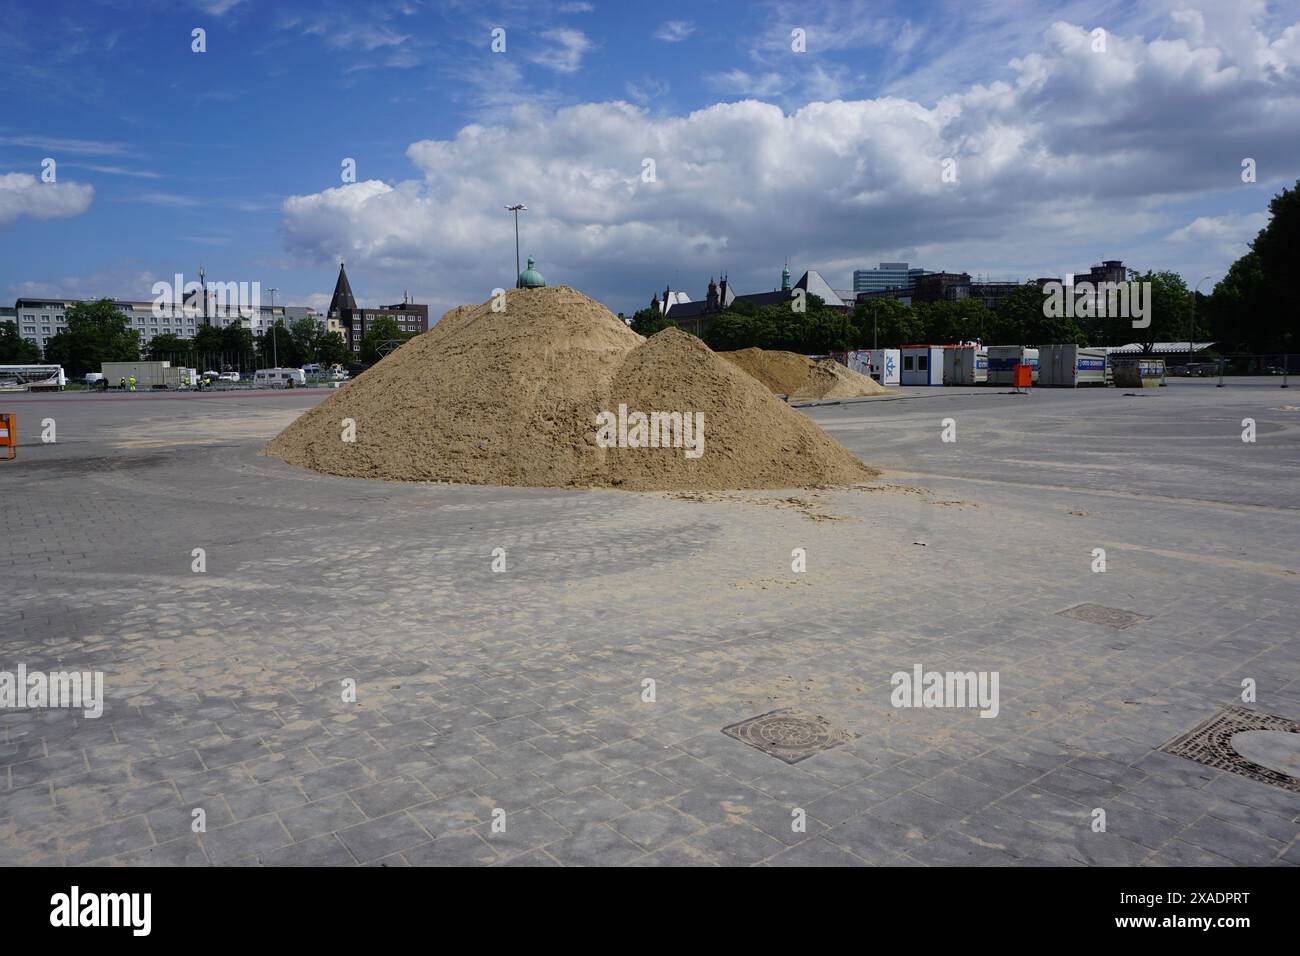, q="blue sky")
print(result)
[2,0,1299,318]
